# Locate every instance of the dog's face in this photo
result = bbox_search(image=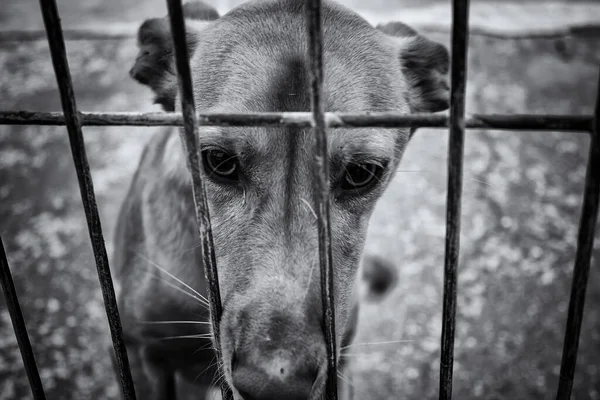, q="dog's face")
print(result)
[131,1,448,398]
